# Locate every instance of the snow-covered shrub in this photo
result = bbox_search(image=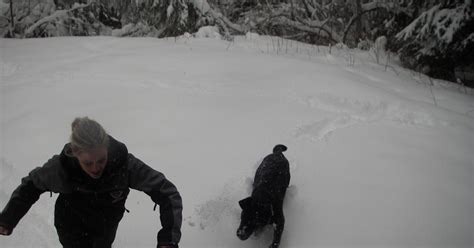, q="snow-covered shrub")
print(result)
[1,0,227,38]
[394,1,473,82]
[357,39,372,50]
[194,25,221,38]
[112,22,158,37]
[0,0,56,37]
[374,36,387,52]
[371,35,387,64]
[1,0,123,37]
[335,42,349,50]
[245,31,259,41]
[23,2,120,38]
[121,0,201,37]
[0,0,10,36]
